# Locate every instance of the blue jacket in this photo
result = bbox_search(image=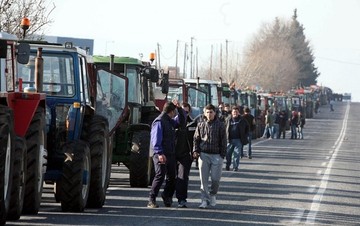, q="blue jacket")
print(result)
[150,109,185,156]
